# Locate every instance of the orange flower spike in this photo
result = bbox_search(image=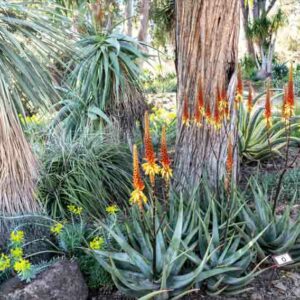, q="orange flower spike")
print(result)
[130,145,147,210]
[225,136,233,191]
[132,145,144,191]
[142,112,160,186]
[219,85,228,119]
[143,111,155,164]
[160,126,173,182]
[264,87,272,129]
[287,64,295,114]
[182,97,190,126]
[205,102,212,125]
[197,81,205,115]
[214,94,221,130]
[247,84,253,113]
[235,64,243,105]
[282,85,291,122]
[226,137,233,175]
[194,95,202,127]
